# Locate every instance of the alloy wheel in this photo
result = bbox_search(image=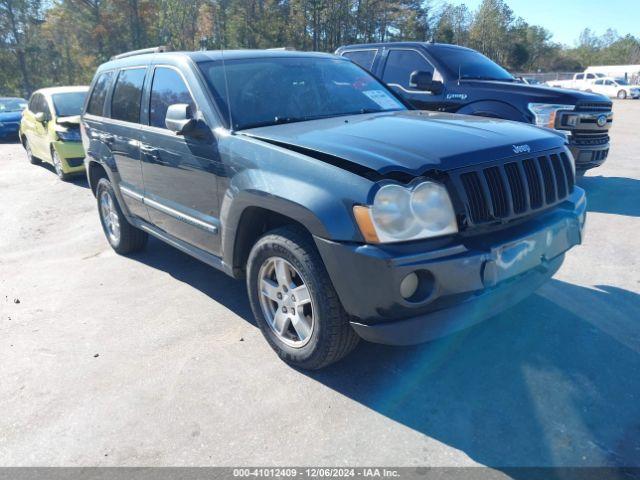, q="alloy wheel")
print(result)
[258,256,314,348]
[52,151,64,177]
[99,190,121,245]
